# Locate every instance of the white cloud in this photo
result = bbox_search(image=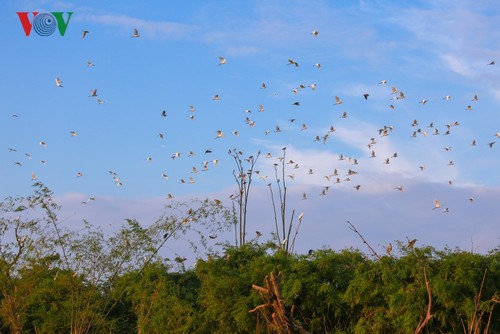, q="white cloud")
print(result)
[386,1,500,80]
